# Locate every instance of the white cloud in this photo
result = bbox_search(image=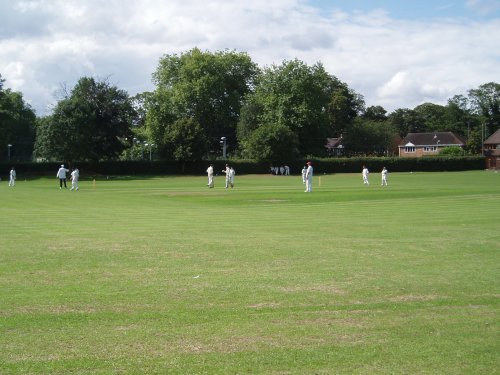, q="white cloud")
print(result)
[0,0,499,115]
[466,0,500,15]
